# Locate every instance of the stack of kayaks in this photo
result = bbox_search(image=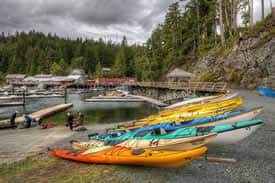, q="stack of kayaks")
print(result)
[49,92,264,168]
